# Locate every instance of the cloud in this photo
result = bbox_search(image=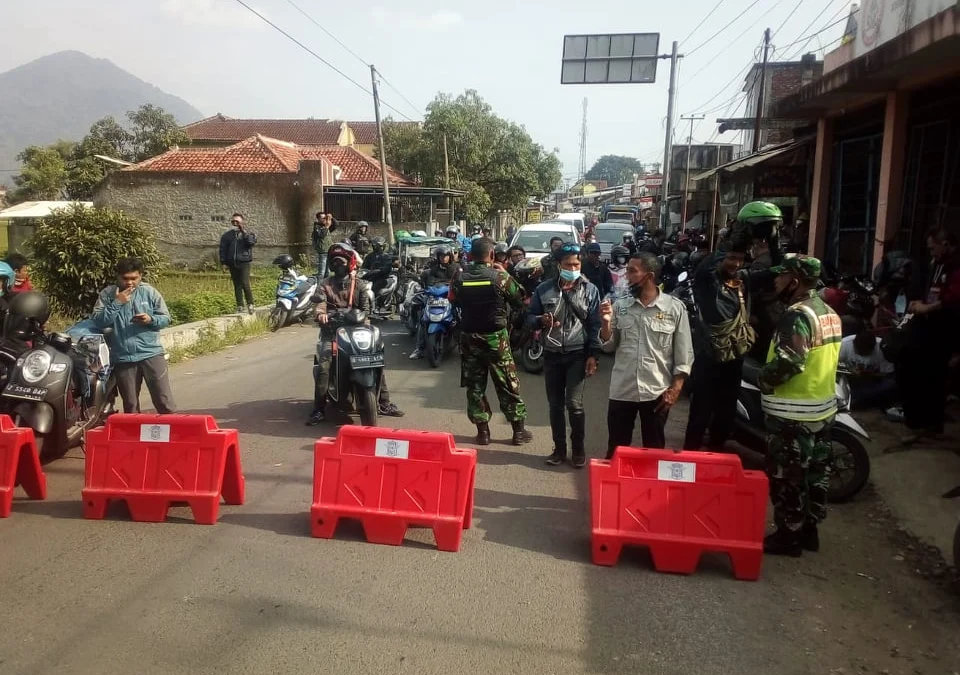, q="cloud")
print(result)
[369,6,463,32]
[162,0,263,29]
